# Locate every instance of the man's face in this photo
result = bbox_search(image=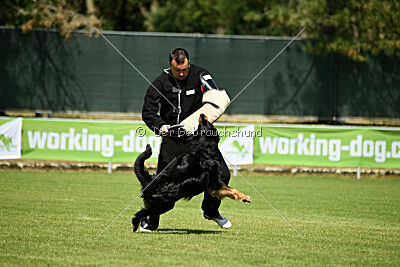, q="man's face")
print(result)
[169,58,190,80]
